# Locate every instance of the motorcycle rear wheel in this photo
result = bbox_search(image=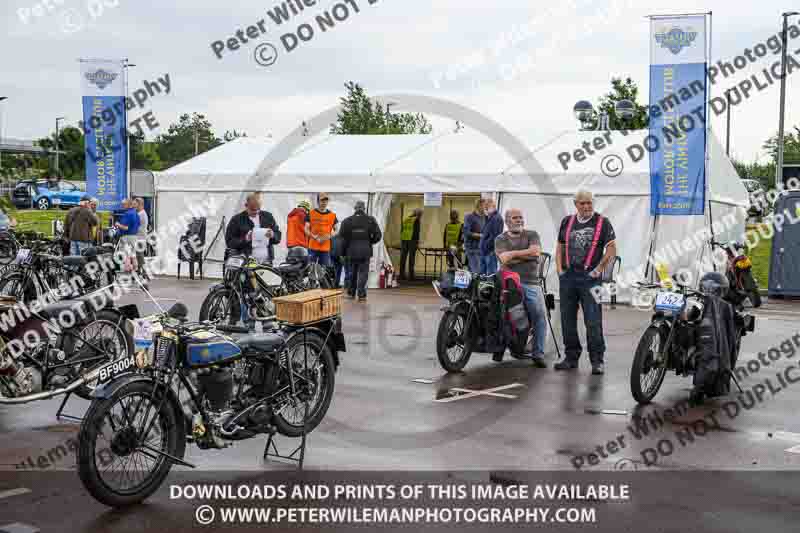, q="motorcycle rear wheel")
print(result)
[630,326,668,404]
[436,310,473,372]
